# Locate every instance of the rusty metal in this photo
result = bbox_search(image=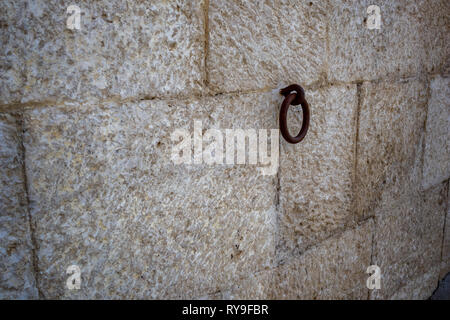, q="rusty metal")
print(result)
[279,84,310,144]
